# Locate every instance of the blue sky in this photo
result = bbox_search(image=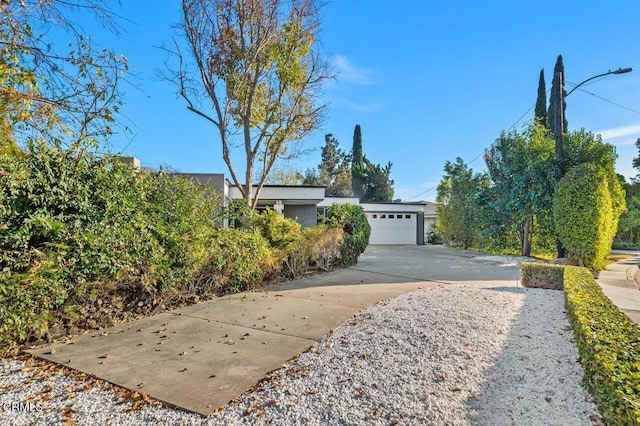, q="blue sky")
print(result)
[88,1,639,202]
